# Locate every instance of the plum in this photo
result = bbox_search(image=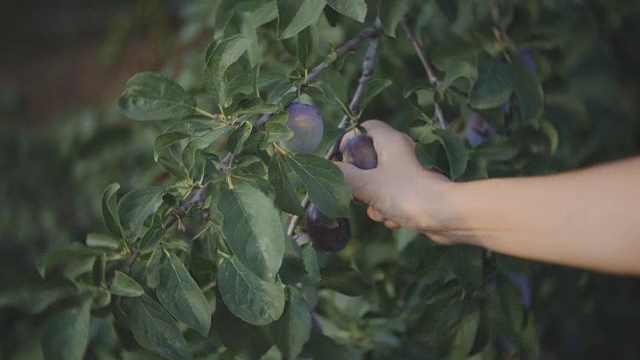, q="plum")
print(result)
[465,113,495,148]
[342,135,378,170]
[279,103,324,153]
[304,204,350,252]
